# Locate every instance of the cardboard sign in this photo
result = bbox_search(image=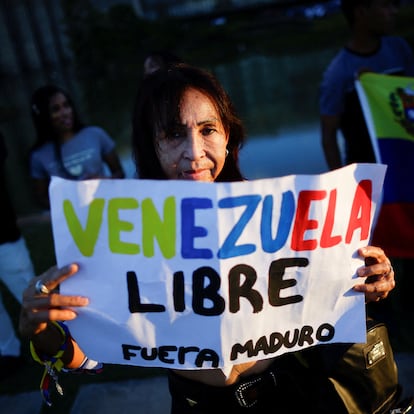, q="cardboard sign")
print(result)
[50,163,386,371]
